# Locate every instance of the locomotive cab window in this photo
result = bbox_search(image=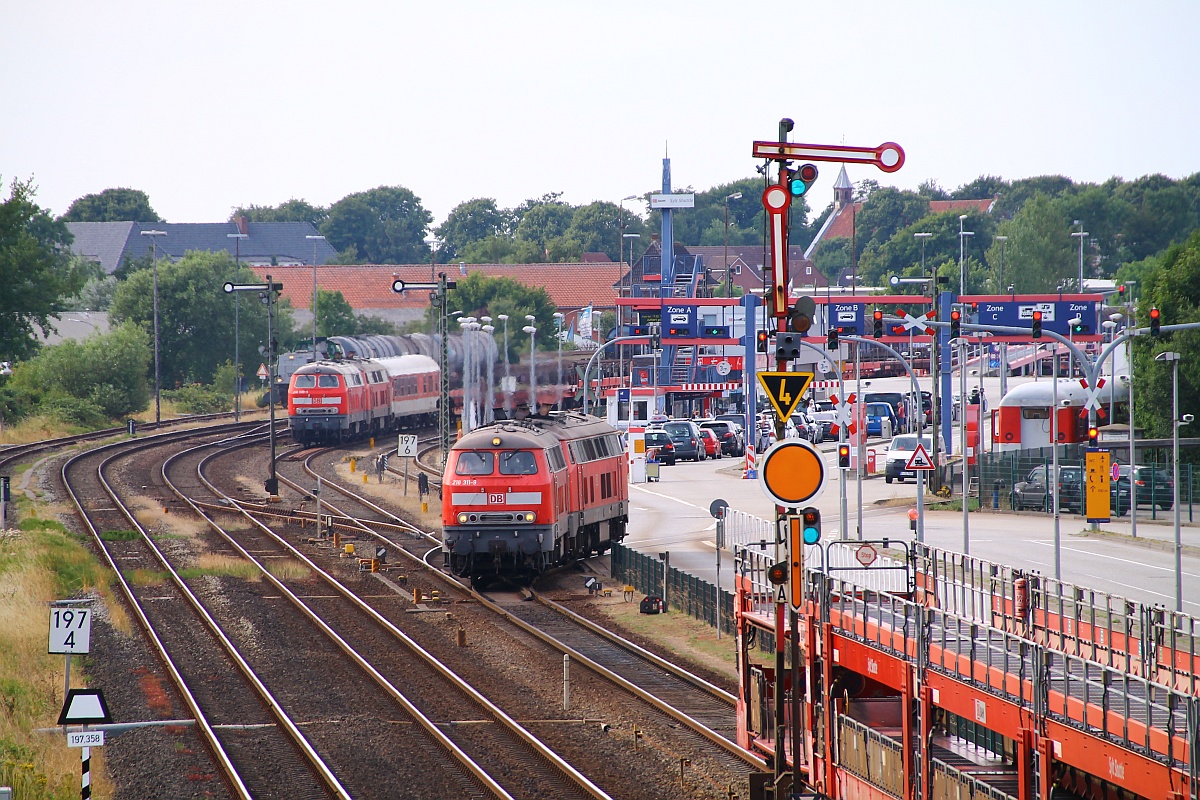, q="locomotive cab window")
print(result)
[317,375,340,388]
[455,452,494,475]
[1021,408,1050,420]
[499,450,539,475]
[294,375,317,389]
